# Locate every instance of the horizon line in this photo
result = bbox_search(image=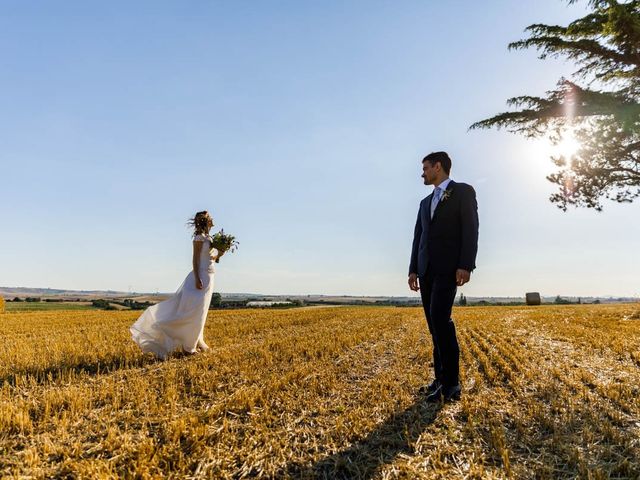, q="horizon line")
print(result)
[1,286,638,301]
